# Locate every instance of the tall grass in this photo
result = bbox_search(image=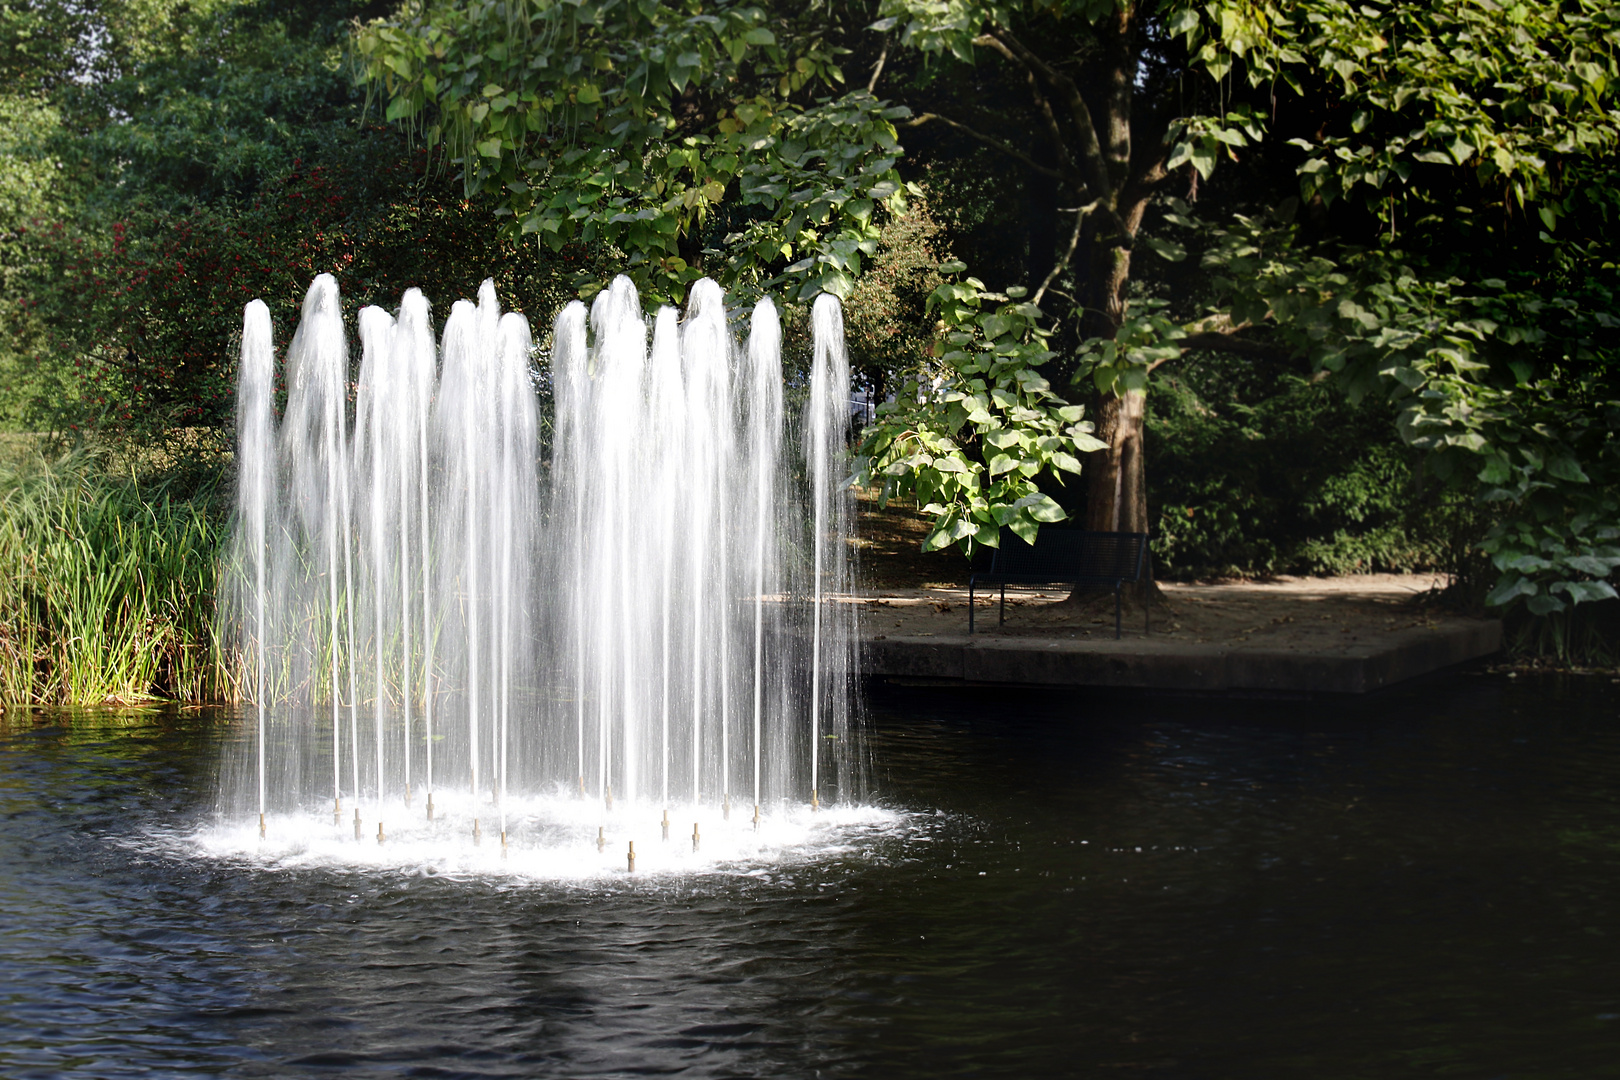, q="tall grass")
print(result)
[0,449,233,703]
